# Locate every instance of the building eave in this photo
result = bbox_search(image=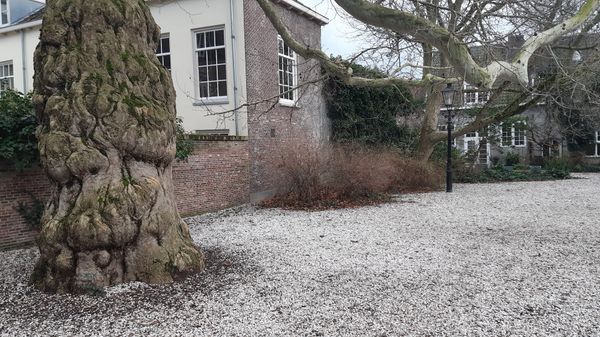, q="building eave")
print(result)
[0,20,42,35]
[271,0,330,26]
